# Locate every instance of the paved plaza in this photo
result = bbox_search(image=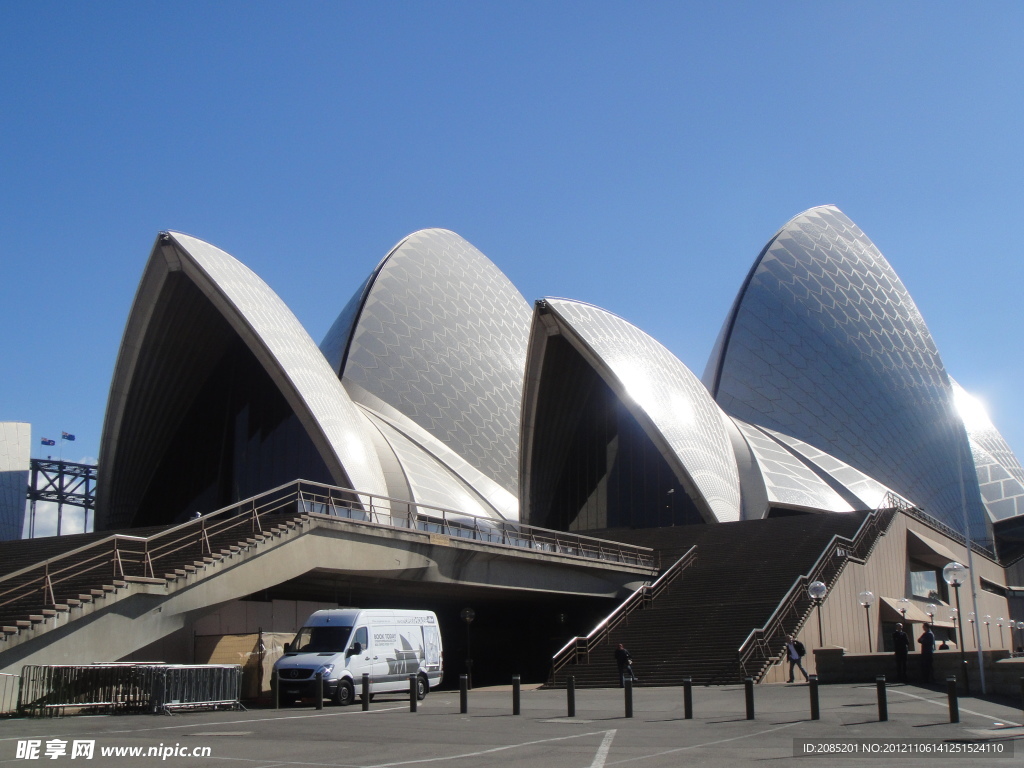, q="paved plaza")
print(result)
[1,682,1022,767]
